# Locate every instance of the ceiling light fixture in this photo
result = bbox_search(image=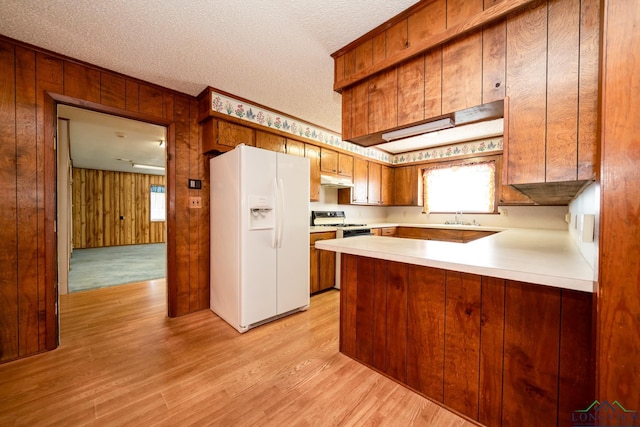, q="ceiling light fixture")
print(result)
[376,118,504,154]
[133,163,165,171]
[381,118,454,142]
